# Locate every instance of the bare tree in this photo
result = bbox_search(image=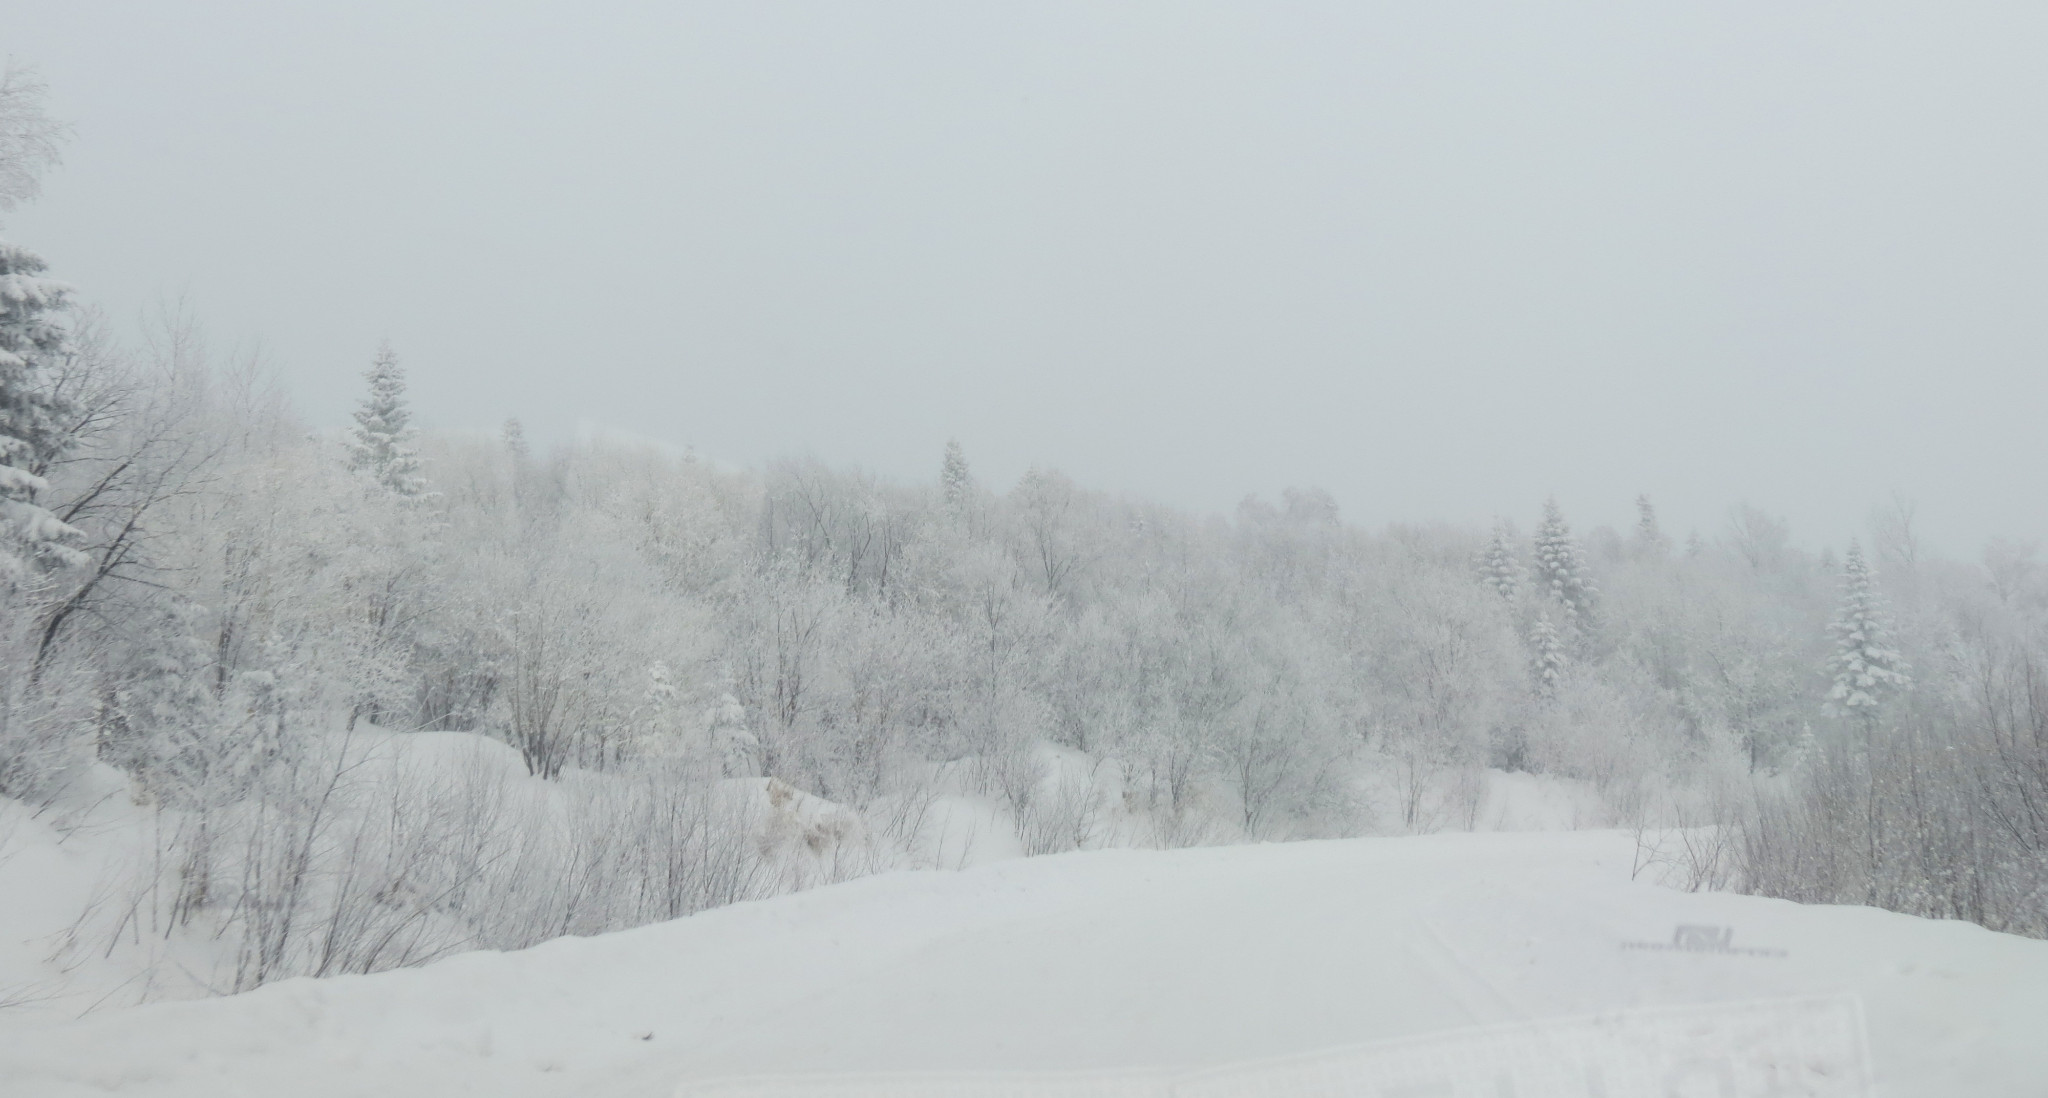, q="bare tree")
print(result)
[1724,503,1790,572]
[1870,490,1920,576]
[0,63,68,214]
